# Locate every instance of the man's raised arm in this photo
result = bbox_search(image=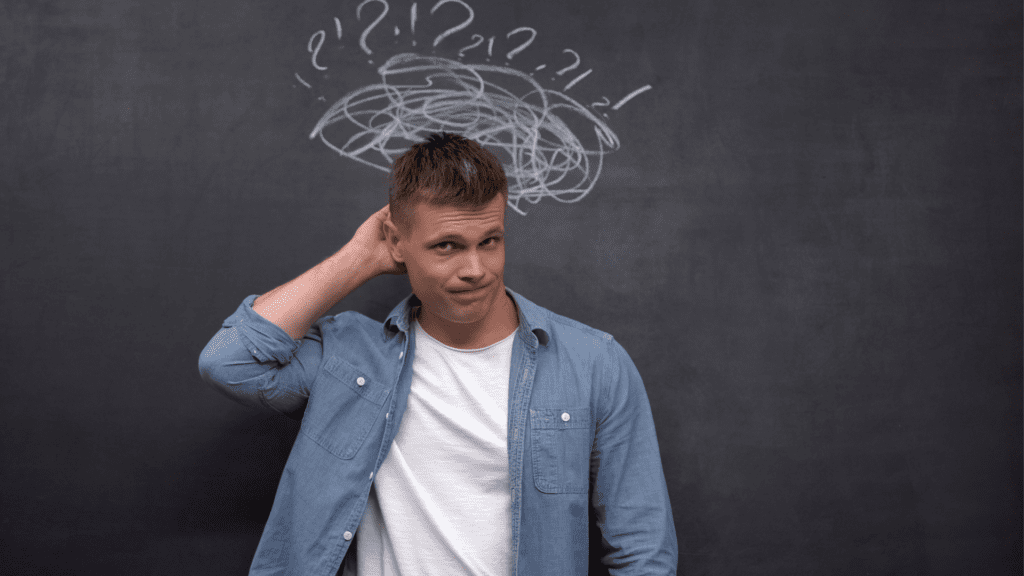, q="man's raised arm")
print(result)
[251,205,405,338]
[197,206,405,416]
